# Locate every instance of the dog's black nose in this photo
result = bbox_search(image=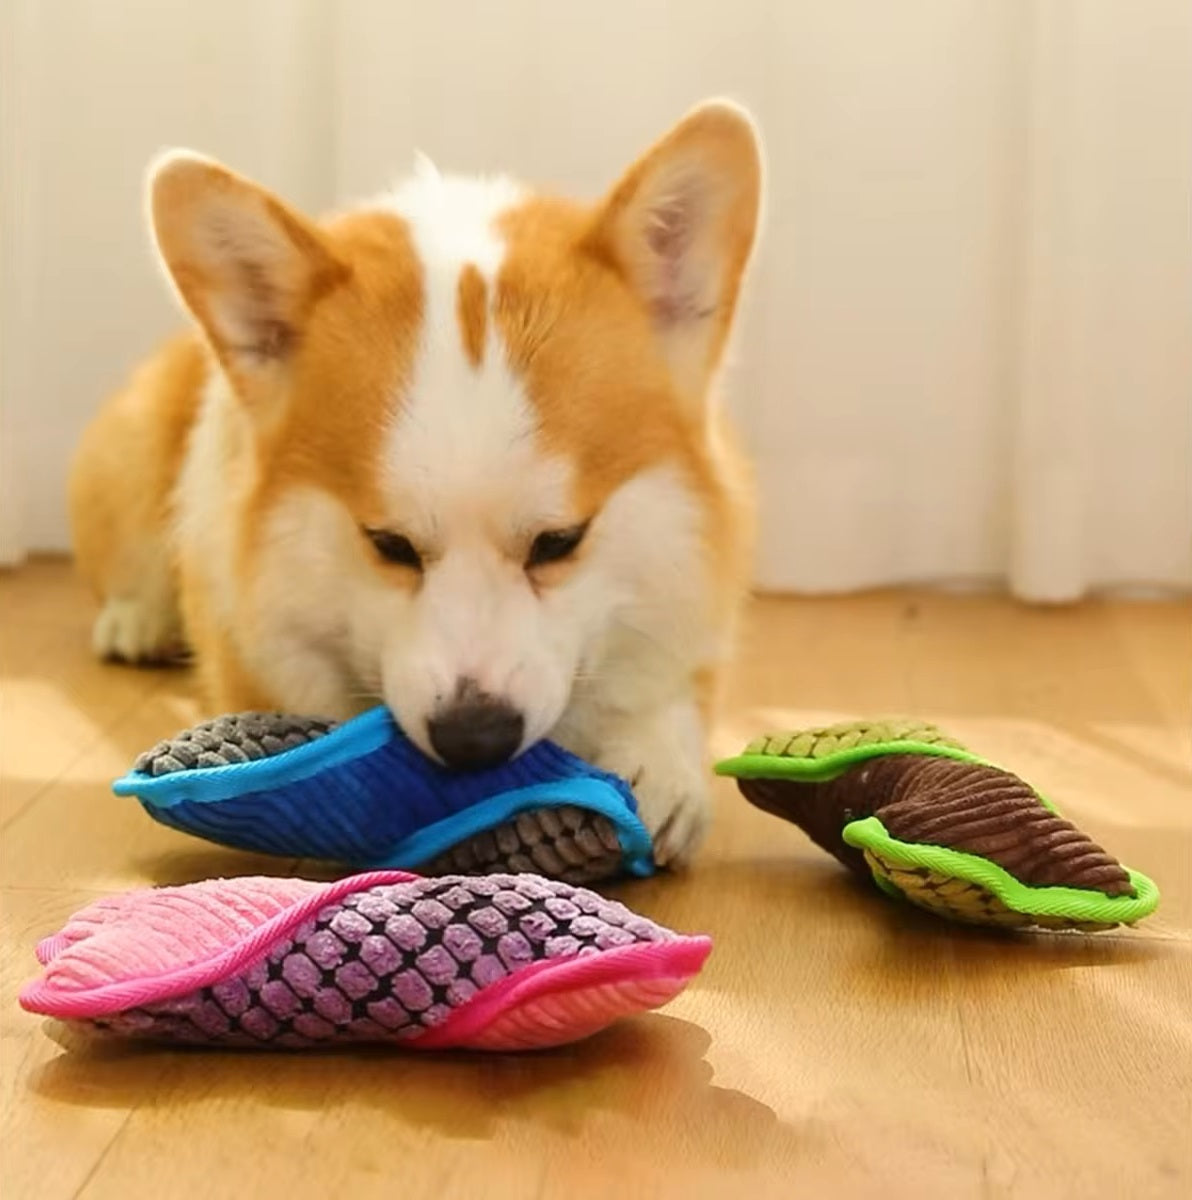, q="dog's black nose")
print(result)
[427,688,524,770]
